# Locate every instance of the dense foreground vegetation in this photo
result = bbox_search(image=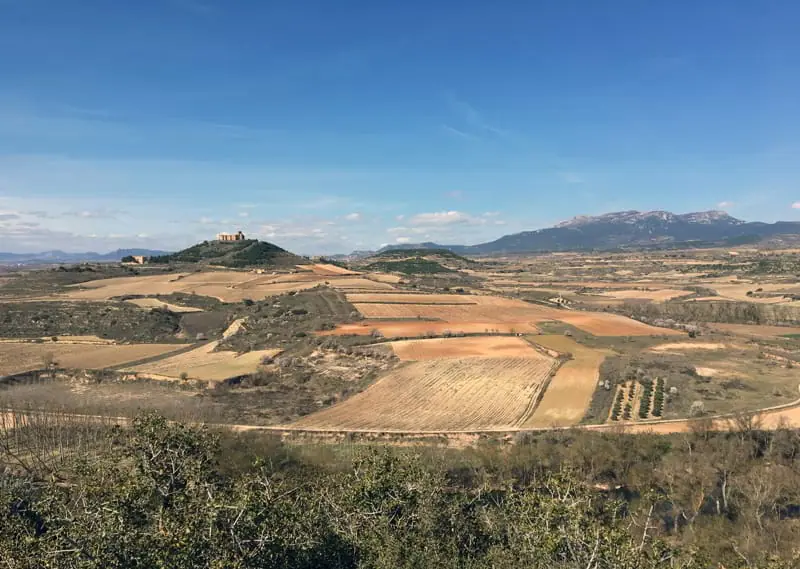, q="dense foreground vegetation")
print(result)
[1,413,799,568]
